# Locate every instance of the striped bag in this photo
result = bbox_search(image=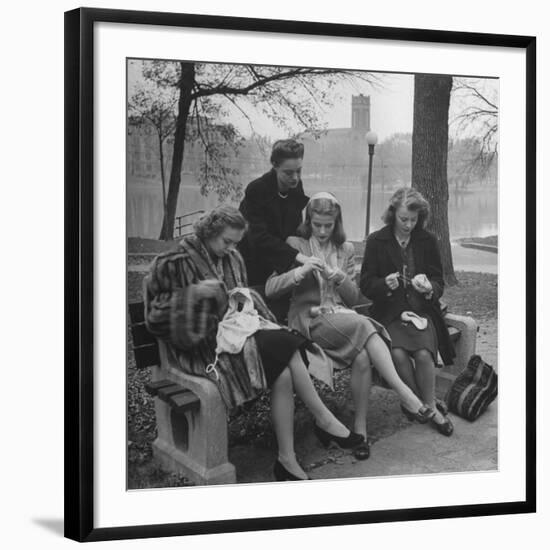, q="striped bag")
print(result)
[446,355,498,421]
